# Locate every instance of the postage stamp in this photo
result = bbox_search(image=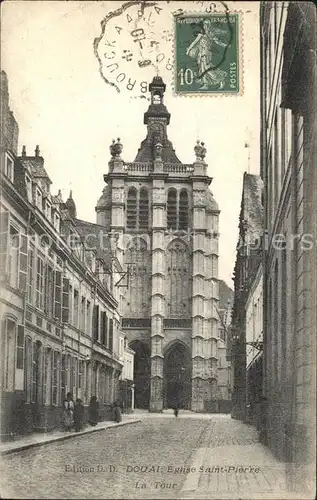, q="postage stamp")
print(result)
[174,12,240,95]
